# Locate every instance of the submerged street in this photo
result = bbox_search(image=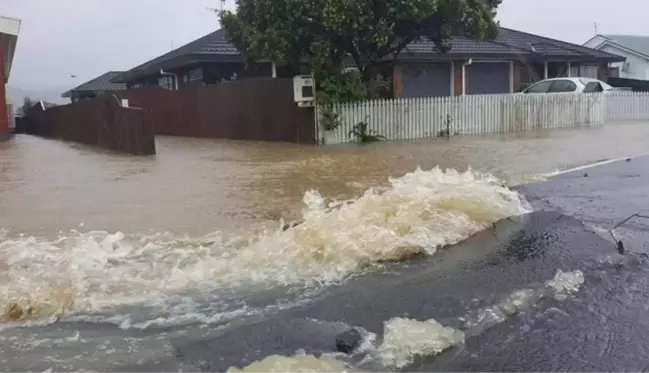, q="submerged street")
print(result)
[1,124,649,371]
